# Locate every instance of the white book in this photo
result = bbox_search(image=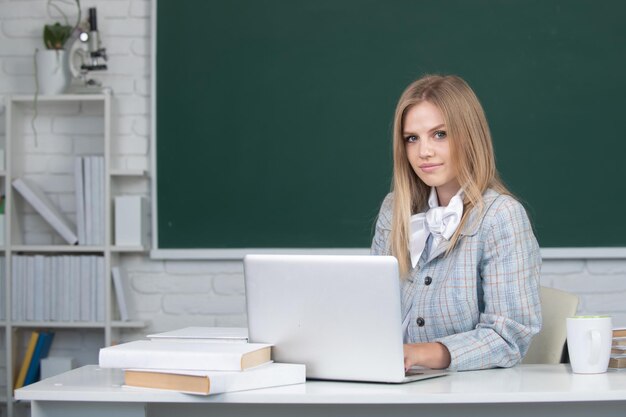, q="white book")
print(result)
[74,157,86,245]
[71,256,81,321]
[124,362,305,396]
[114,196,149,247]
[84,157,93,245]
[147,327,248,343]
[99,341,273,371]
[34,255,44,321]
[11,255,19,321]
[50,256,58,321]
[80,256,91,321]
[97,156,105,245]
[20,256,27,321]
[26,256,35,321]
[91,156,104,245]
[62,256,71,322]
[0,257,4,321]
[12,177,78,245]
[111,266,133,321]
[96,256,105,322]
[44,257,52,321]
